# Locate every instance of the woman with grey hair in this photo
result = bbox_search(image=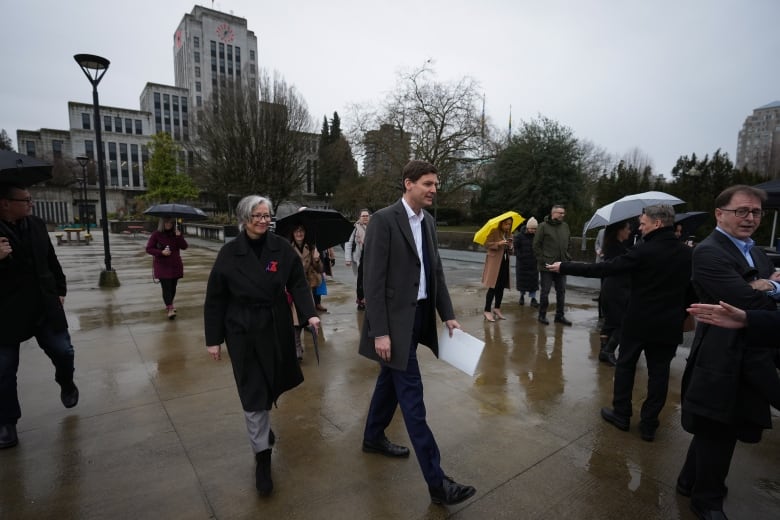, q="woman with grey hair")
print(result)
[204,195,320,496]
